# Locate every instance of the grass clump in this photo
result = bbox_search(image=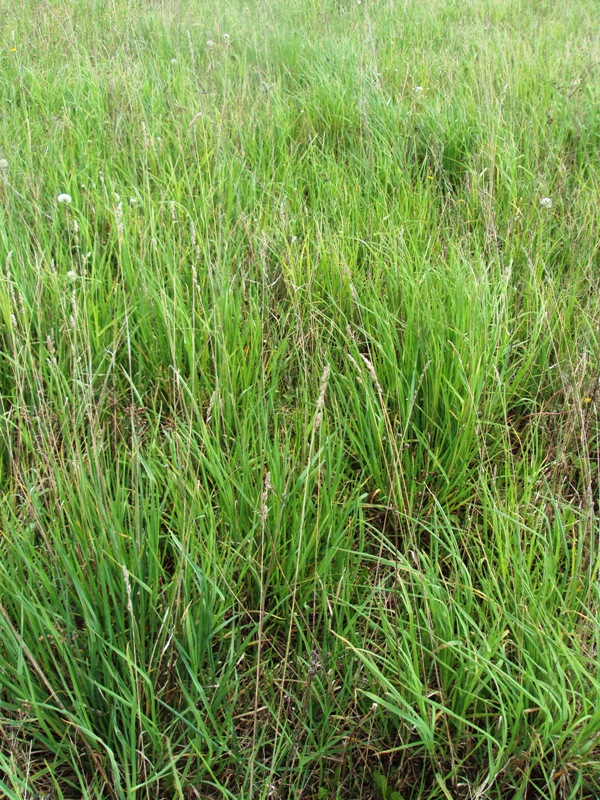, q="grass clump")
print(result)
[0,0,599,797]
